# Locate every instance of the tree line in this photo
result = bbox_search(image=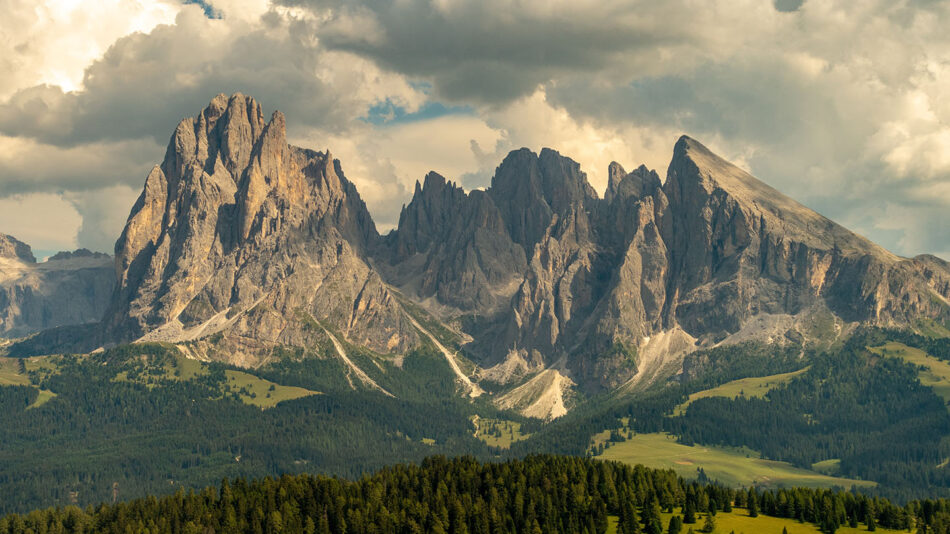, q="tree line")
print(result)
[6,455,950,534]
